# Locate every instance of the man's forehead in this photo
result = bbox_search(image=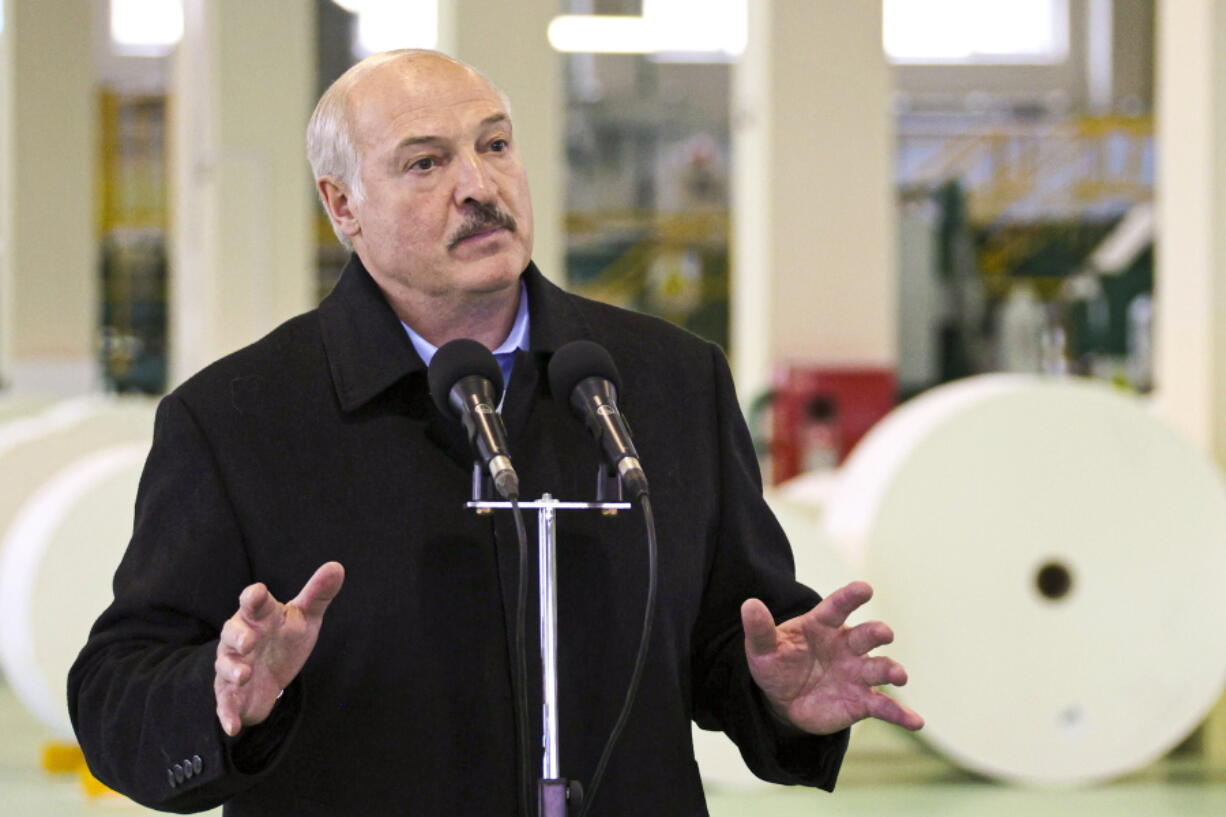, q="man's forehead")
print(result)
[350,58,507,142]
[358,58,502,114]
